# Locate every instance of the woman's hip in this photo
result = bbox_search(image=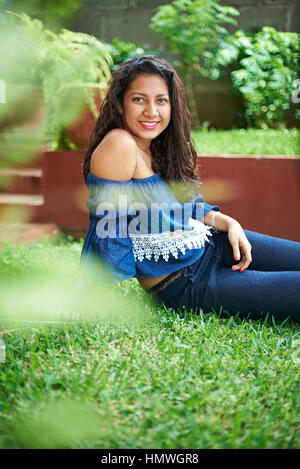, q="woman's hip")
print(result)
[148,235,222,311]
